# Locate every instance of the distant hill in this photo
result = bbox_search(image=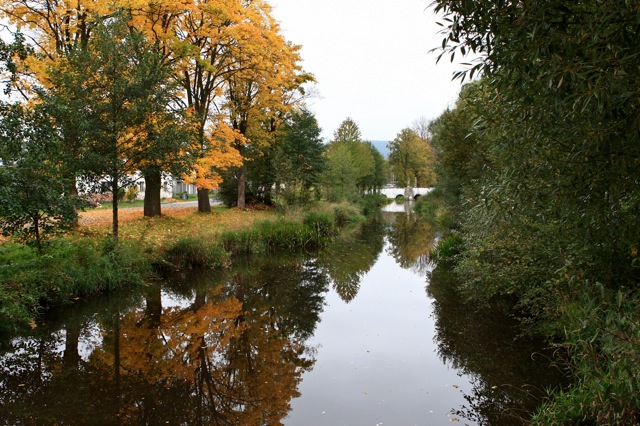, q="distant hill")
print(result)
[369,140,390,158]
